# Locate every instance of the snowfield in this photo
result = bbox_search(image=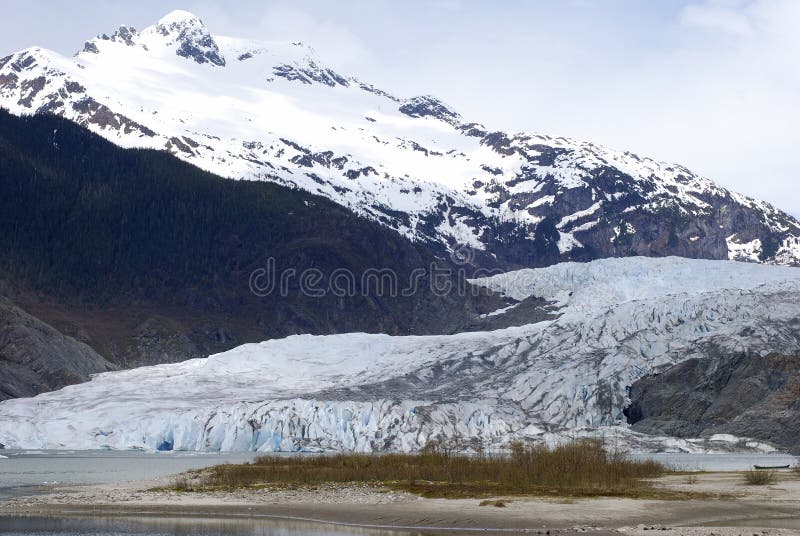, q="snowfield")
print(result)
[1,256,798,452]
